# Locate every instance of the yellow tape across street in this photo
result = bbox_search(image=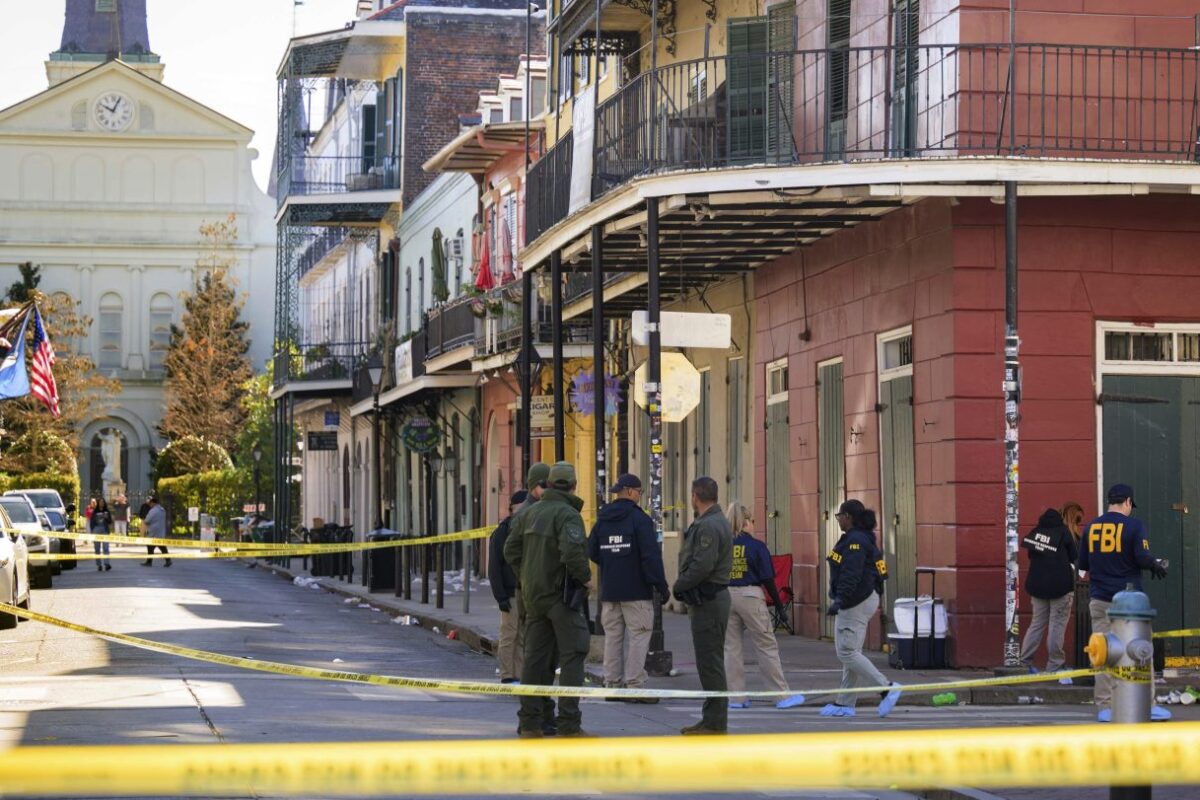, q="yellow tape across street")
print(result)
[1154,628,1200,640]
[1,722,1198,796]
[0,602,1101,700]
